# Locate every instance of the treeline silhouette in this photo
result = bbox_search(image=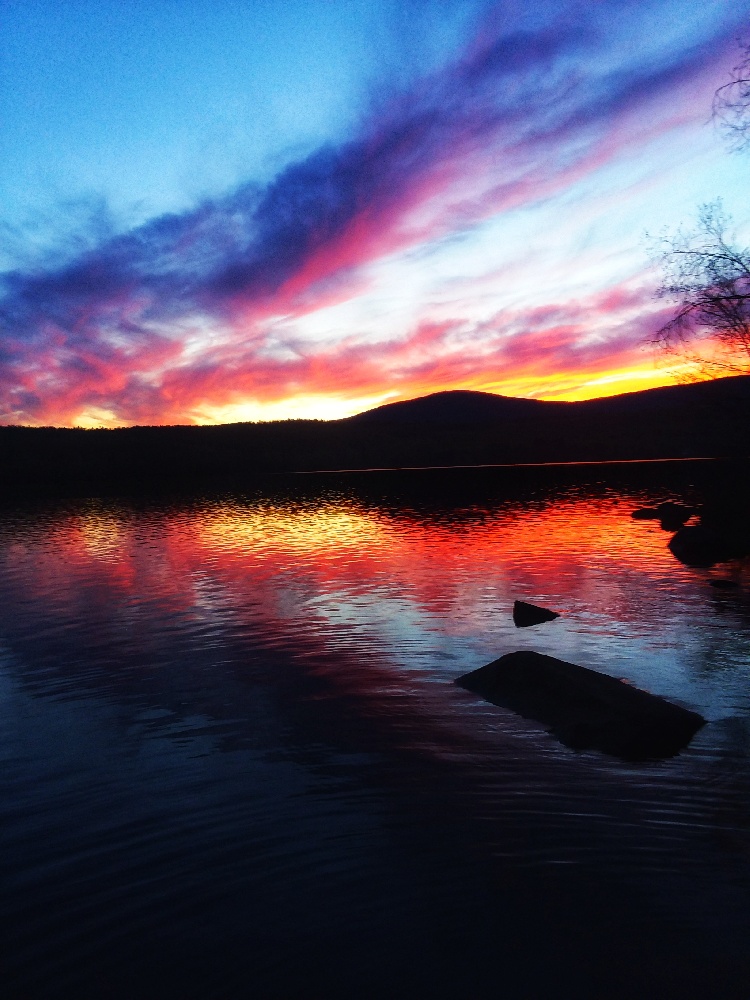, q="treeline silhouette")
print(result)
[1,375,748,491]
